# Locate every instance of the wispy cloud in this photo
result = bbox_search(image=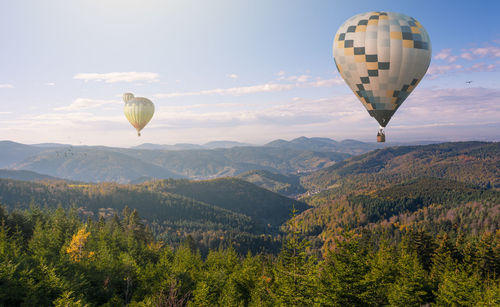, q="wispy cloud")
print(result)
[154,77,344,98]
[74,72,160,83]
[227,74,238,79]
[156,86,500,130]
[46,82,56,86]
[428,44,500,78]
[469,46,500,58]
[0,84,14,88]
[434,45,500,63]
[427,64,463,77]
[287,75,310,82]
[55,98,121,111]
